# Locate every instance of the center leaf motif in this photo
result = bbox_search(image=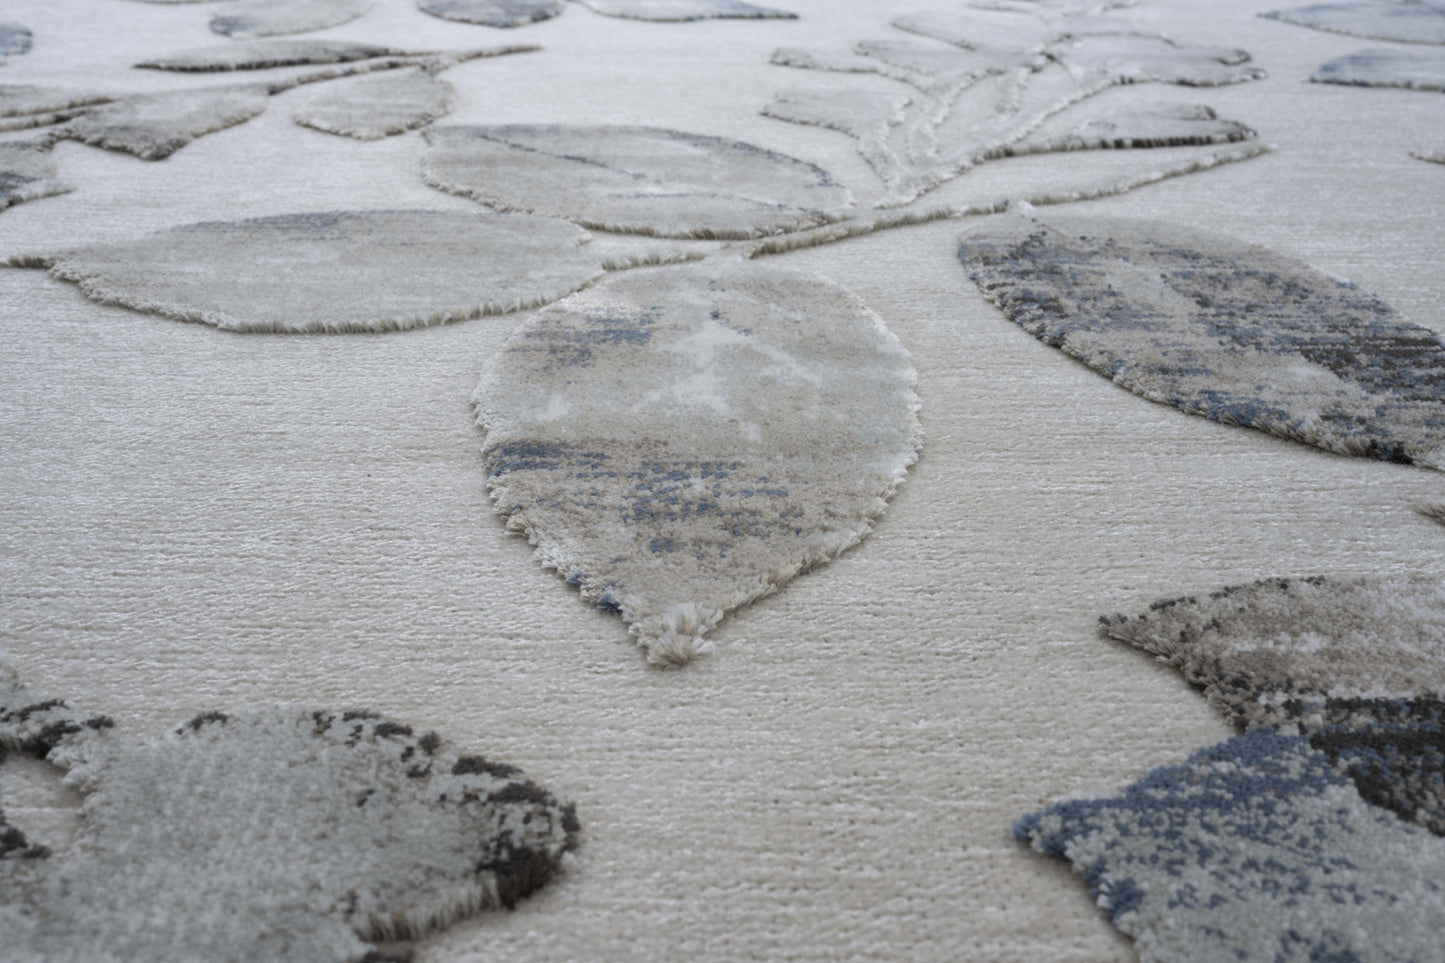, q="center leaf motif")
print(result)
[472,260,922,665]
